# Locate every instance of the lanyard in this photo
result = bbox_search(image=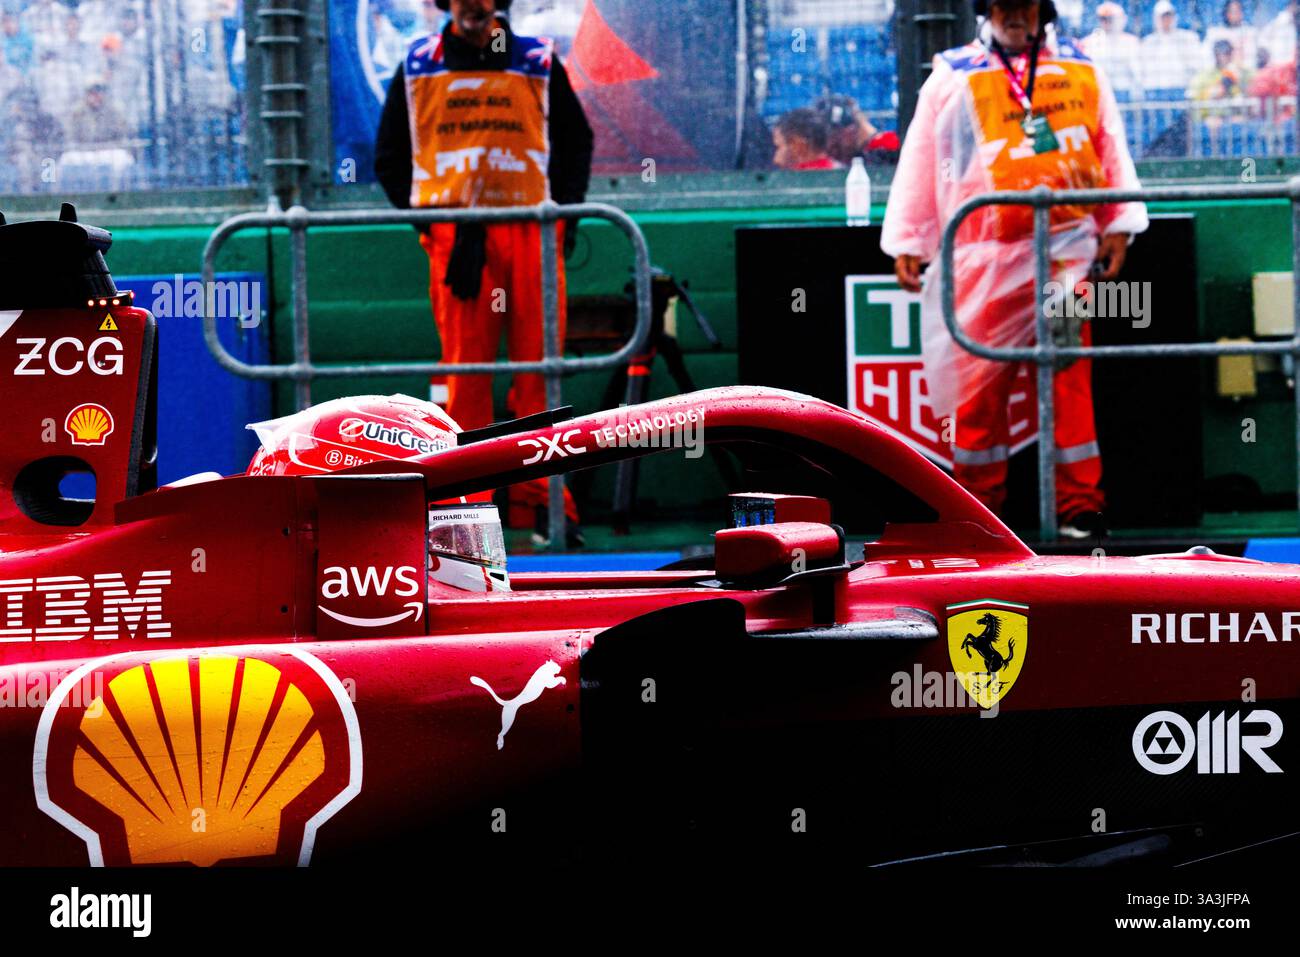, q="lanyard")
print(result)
[990,33,1042,116]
